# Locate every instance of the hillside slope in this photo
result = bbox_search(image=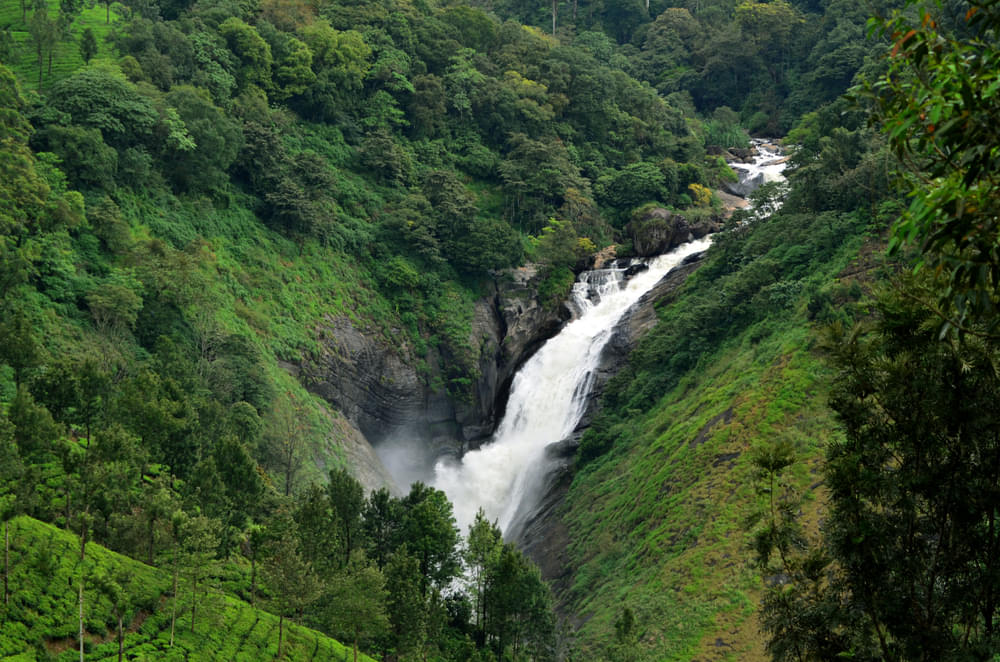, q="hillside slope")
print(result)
[1,516,374,662]
[544,105,891,658]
